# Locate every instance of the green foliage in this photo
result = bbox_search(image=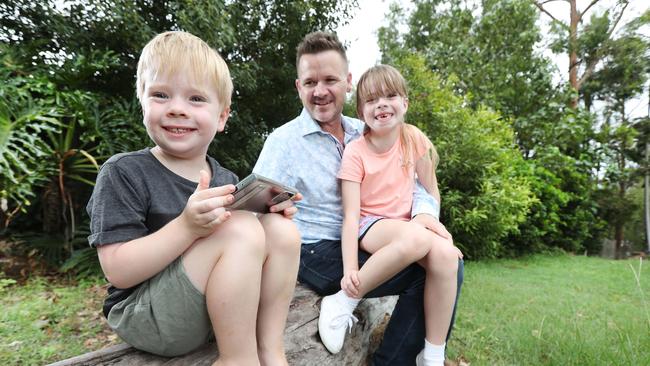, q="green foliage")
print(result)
[380,0,612,256]
[397,54,534,258]
[0,47,60,227]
